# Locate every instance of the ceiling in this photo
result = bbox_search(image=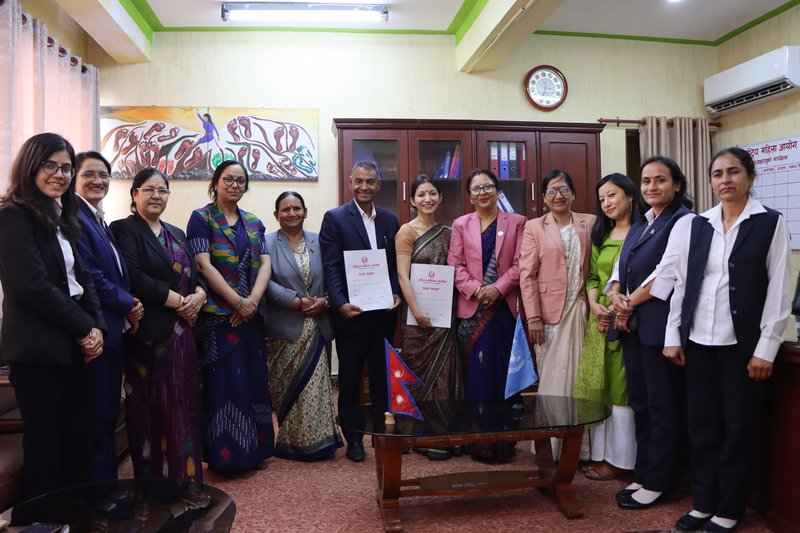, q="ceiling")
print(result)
[144,0,791,43]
